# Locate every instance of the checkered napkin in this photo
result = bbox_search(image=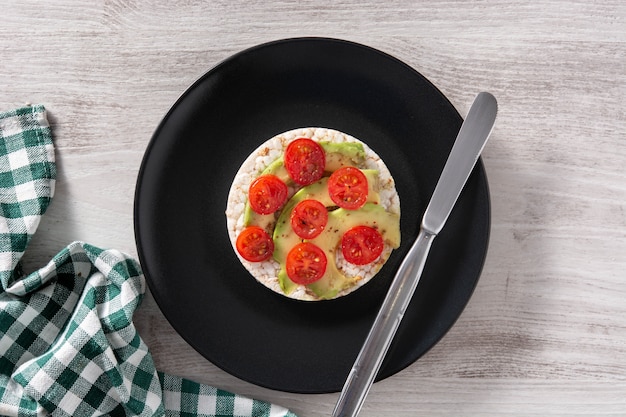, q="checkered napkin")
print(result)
[0,105,297,417]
